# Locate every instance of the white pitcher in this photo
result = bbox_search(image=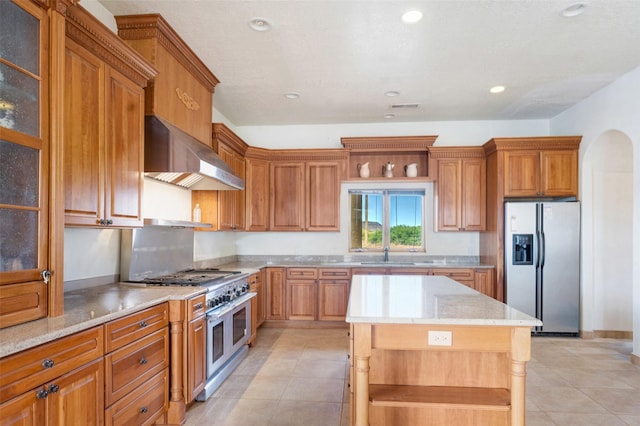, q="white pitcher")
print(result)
[357,162,370,178]
[404,163,418,177]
